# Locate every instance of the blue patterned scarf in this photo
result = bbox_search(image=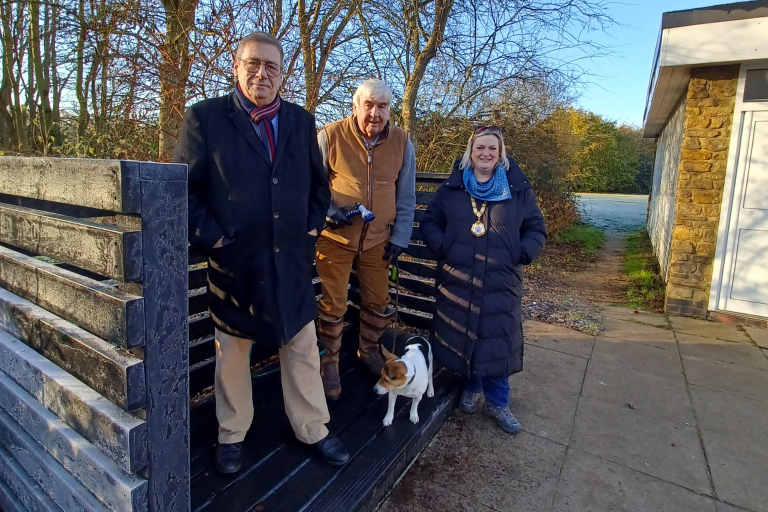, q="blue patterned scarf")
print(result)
[463,164,511,201]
